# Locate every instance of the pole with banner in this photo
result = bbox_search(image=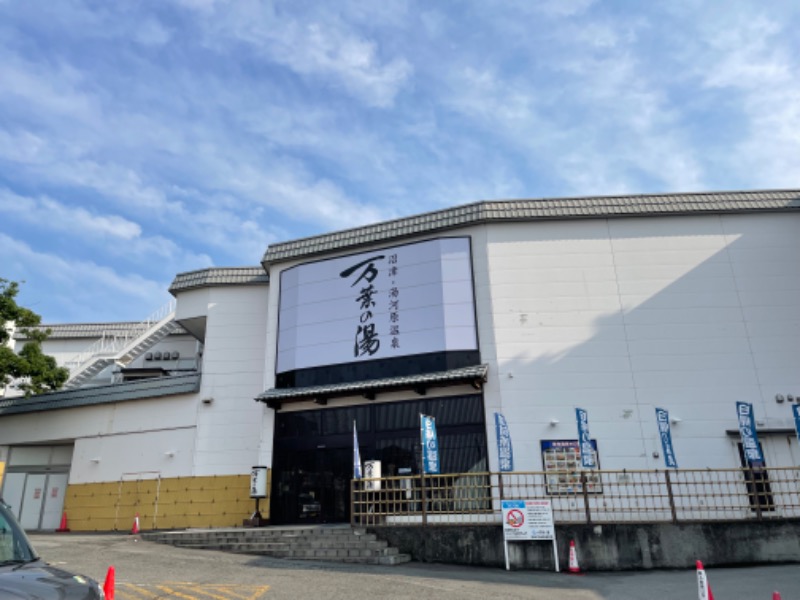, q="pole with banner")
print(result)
[655,408,678,468]
[353,420,363,480]
[495,412,514,472]
[420,414,441,474]
[736,401,764,466]
[575,408,596,469]
[495,412,513,500]
[793,405,800,445]
[420,414,440,525]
